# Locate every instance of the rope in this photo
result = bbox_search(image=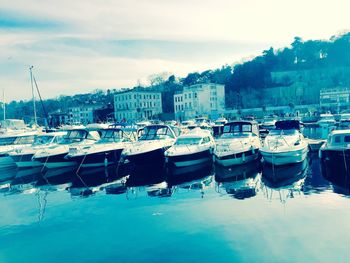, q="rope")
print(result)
[76,154,87,175]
